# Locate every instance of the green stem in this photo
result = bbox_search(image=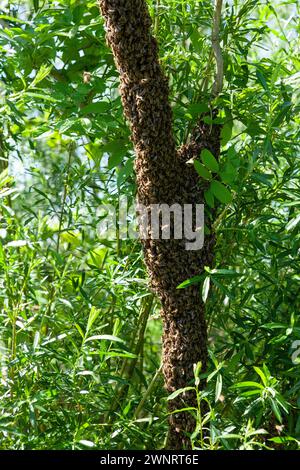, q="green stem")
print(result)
[108,294,154,417]
[56,143,74,253]
[134,364,162,419]
[154,0,160,35]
